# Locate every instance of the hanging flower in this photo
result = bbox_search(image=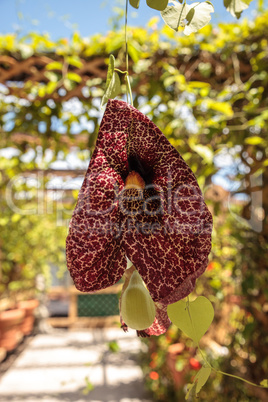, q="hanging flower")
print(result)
[66,99,212,336]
